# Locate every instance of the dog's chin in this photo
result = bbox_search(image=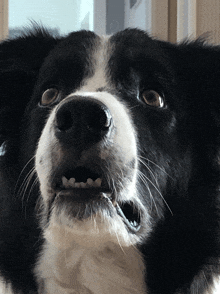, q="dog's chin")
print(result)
[50,187,142,235]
